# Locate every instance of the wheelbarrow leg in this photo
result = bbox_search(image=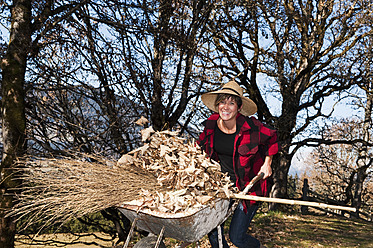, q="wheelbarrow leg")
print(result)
[123,218,138,248]
[154,226,165,248]
[217,224,223,248]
